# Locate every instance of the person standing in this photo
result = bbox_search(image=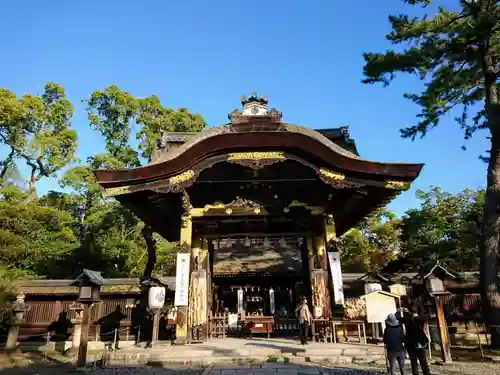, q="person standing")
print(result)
[297,297,312,345]
[400,305,431,375]
[383,313,406,375]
